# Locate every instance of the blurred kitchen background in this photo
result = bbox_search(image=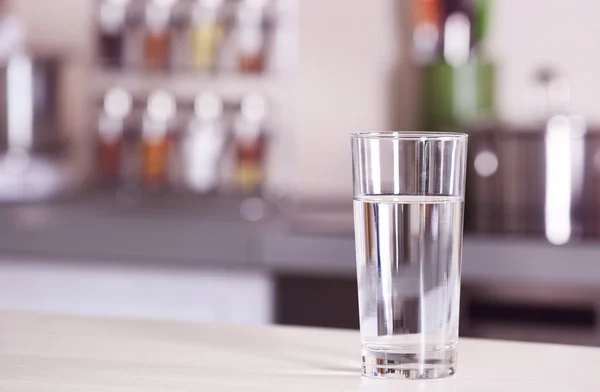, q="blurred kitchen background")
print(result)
[1,0,600,347]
